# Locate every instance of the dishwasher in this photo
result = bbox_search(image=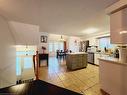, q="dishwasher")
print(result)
[87,52,94,64]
